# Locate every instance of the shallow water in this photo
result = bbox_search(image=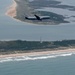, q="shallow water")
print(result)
[0,54,75,75]
[0,52,73,63]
